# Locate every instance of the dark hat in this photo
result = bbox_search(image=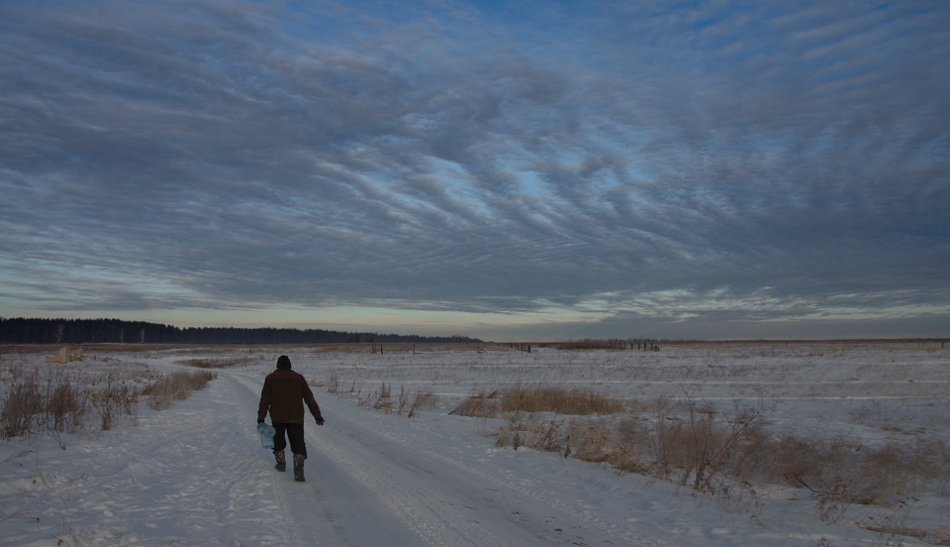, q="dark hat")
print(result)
[276,355,292,370]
